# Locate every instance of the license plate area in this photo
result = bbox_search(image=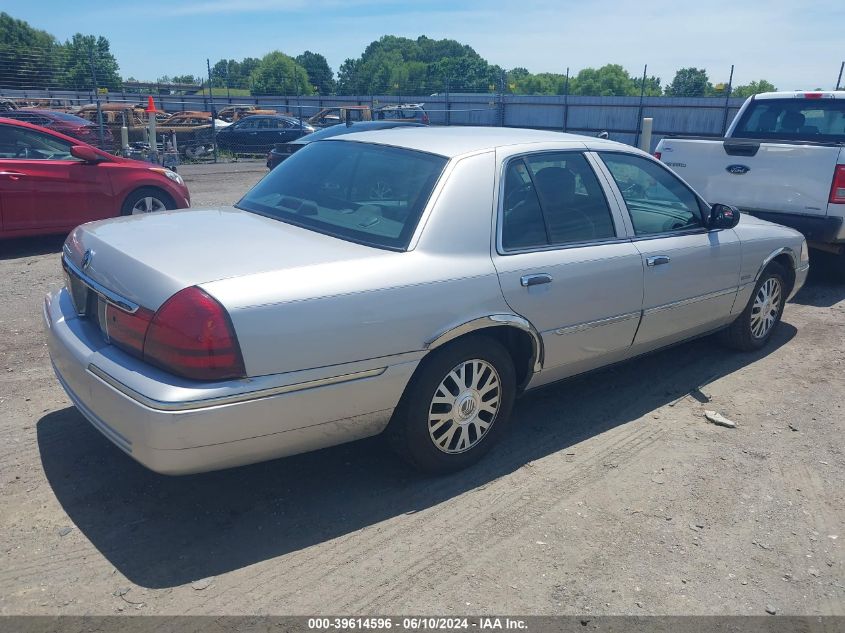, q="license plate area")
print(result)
[64,268,111,341]
[65,269,92,317]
